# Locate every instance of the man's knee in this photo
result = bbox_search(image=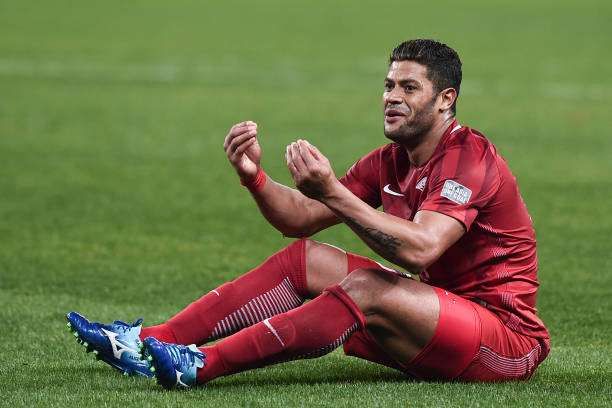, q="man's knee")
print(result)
[337,269,439,358]
[302,238,318,254]
[338,268,399,314]
[305,239,346,256]
[304,240,348,297]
